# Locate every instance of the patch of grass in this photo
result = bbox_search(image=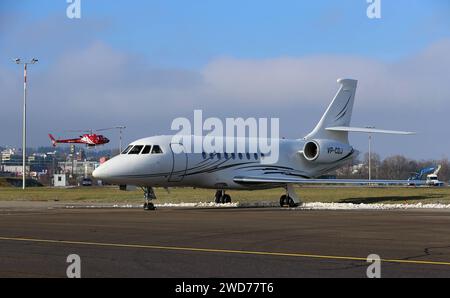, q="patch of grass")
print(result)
[0,178,11,188]
[1,185,450,205]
